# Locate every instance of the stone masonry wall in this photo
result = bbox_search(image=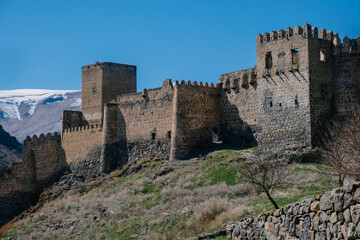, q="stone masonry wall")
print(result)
[61,125,102,177]
[81,62,136,124]
[62,110,85,131]
[0,161,35,226]
[332,39,360,118]
[308,30,334,144]
[219,68,258,147]
[0,133,67,226]
[116,79,174,143]
[255,25,312,152]
[226,183,360,240]
[171,81,221,159]
[23,133,68,189]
